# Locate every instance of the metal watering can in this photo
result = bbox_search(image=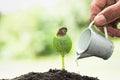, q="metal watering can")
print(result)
[76,21,114,60]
